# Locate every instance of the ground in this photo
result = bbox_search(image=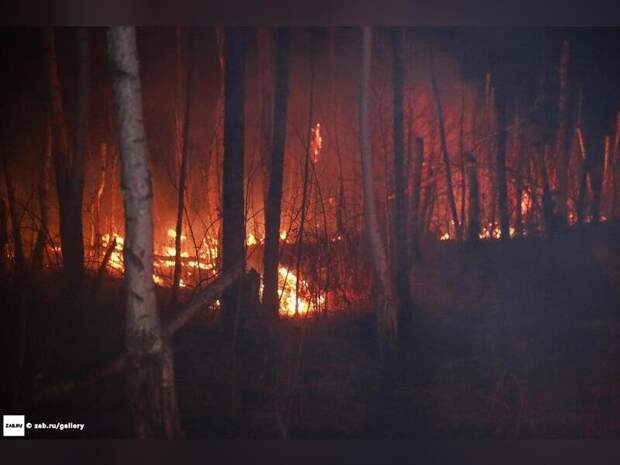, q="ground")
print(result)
[2,222,619,438]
